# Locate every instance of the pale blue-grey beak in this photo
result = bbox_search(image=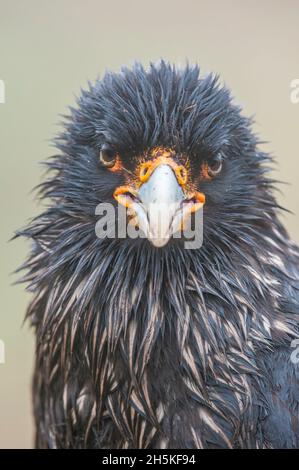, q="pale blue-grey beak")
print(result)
[133,164,203,247]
